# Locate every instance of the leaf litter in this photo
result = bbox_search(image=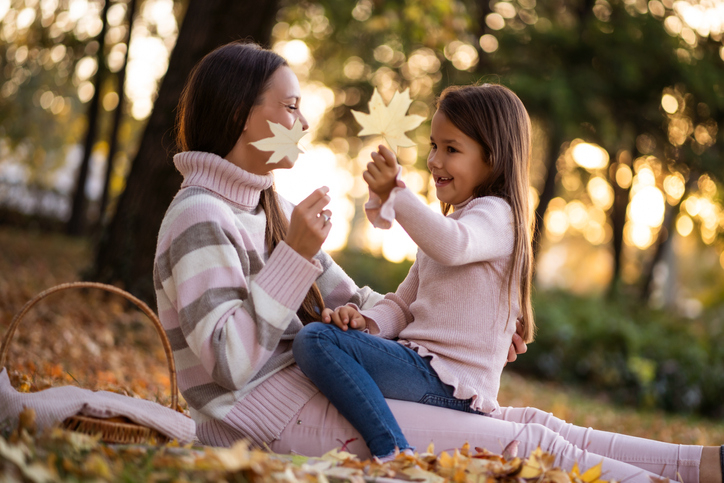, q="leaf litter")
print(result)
[1,408,619,482]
